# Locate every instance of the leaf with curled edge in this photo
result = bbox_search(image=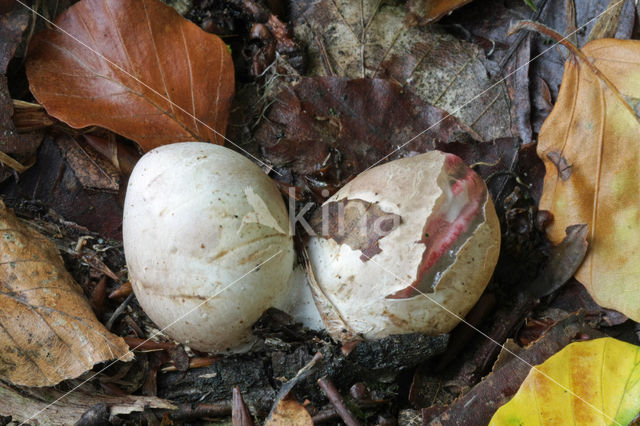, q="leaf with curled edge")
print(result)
[490,338,640,425]
[26,0,234,152]
[537,38,640,322]
[0,201,132,387]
